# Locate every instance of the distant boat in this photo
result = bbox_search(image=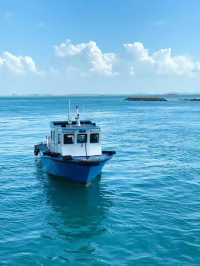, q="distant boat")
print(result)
[34,105,115,185]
